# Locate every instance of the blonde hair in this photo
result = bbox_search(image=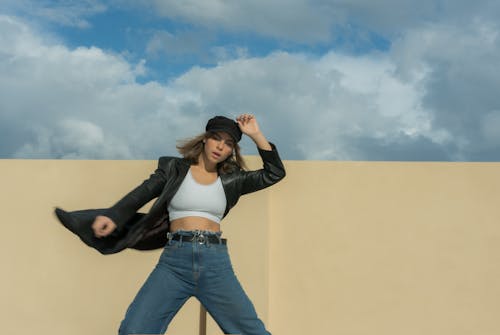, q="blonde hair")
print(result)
[176,132,247,174]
